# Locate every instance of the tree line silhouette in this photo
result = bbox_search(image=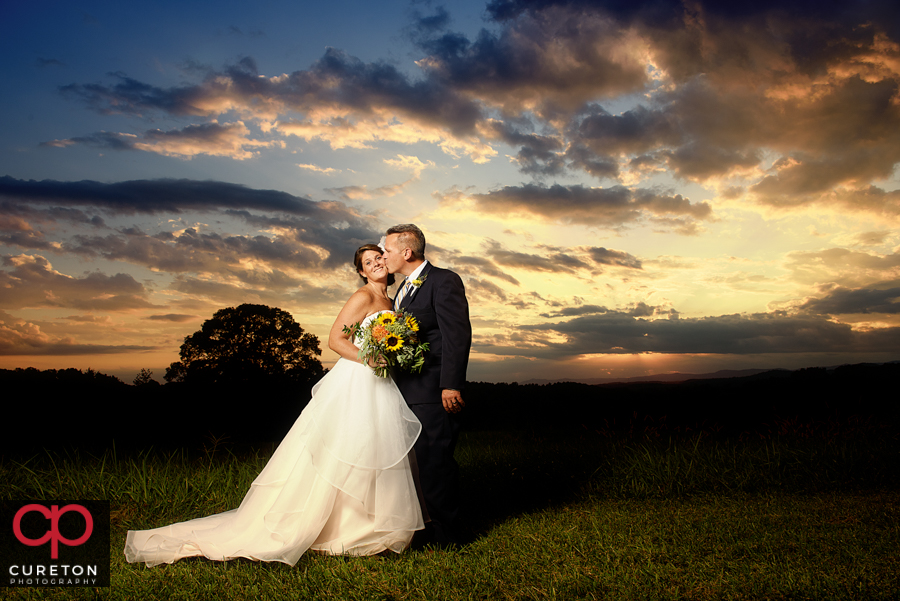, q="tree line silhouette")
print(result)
[3,303,897,452]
